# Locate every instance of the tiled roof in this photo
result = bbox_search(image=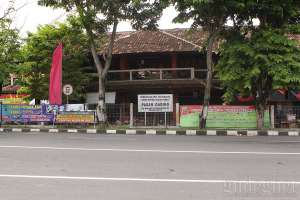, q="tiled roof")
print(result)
[106,28,210,55]
[101,28,300,55]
